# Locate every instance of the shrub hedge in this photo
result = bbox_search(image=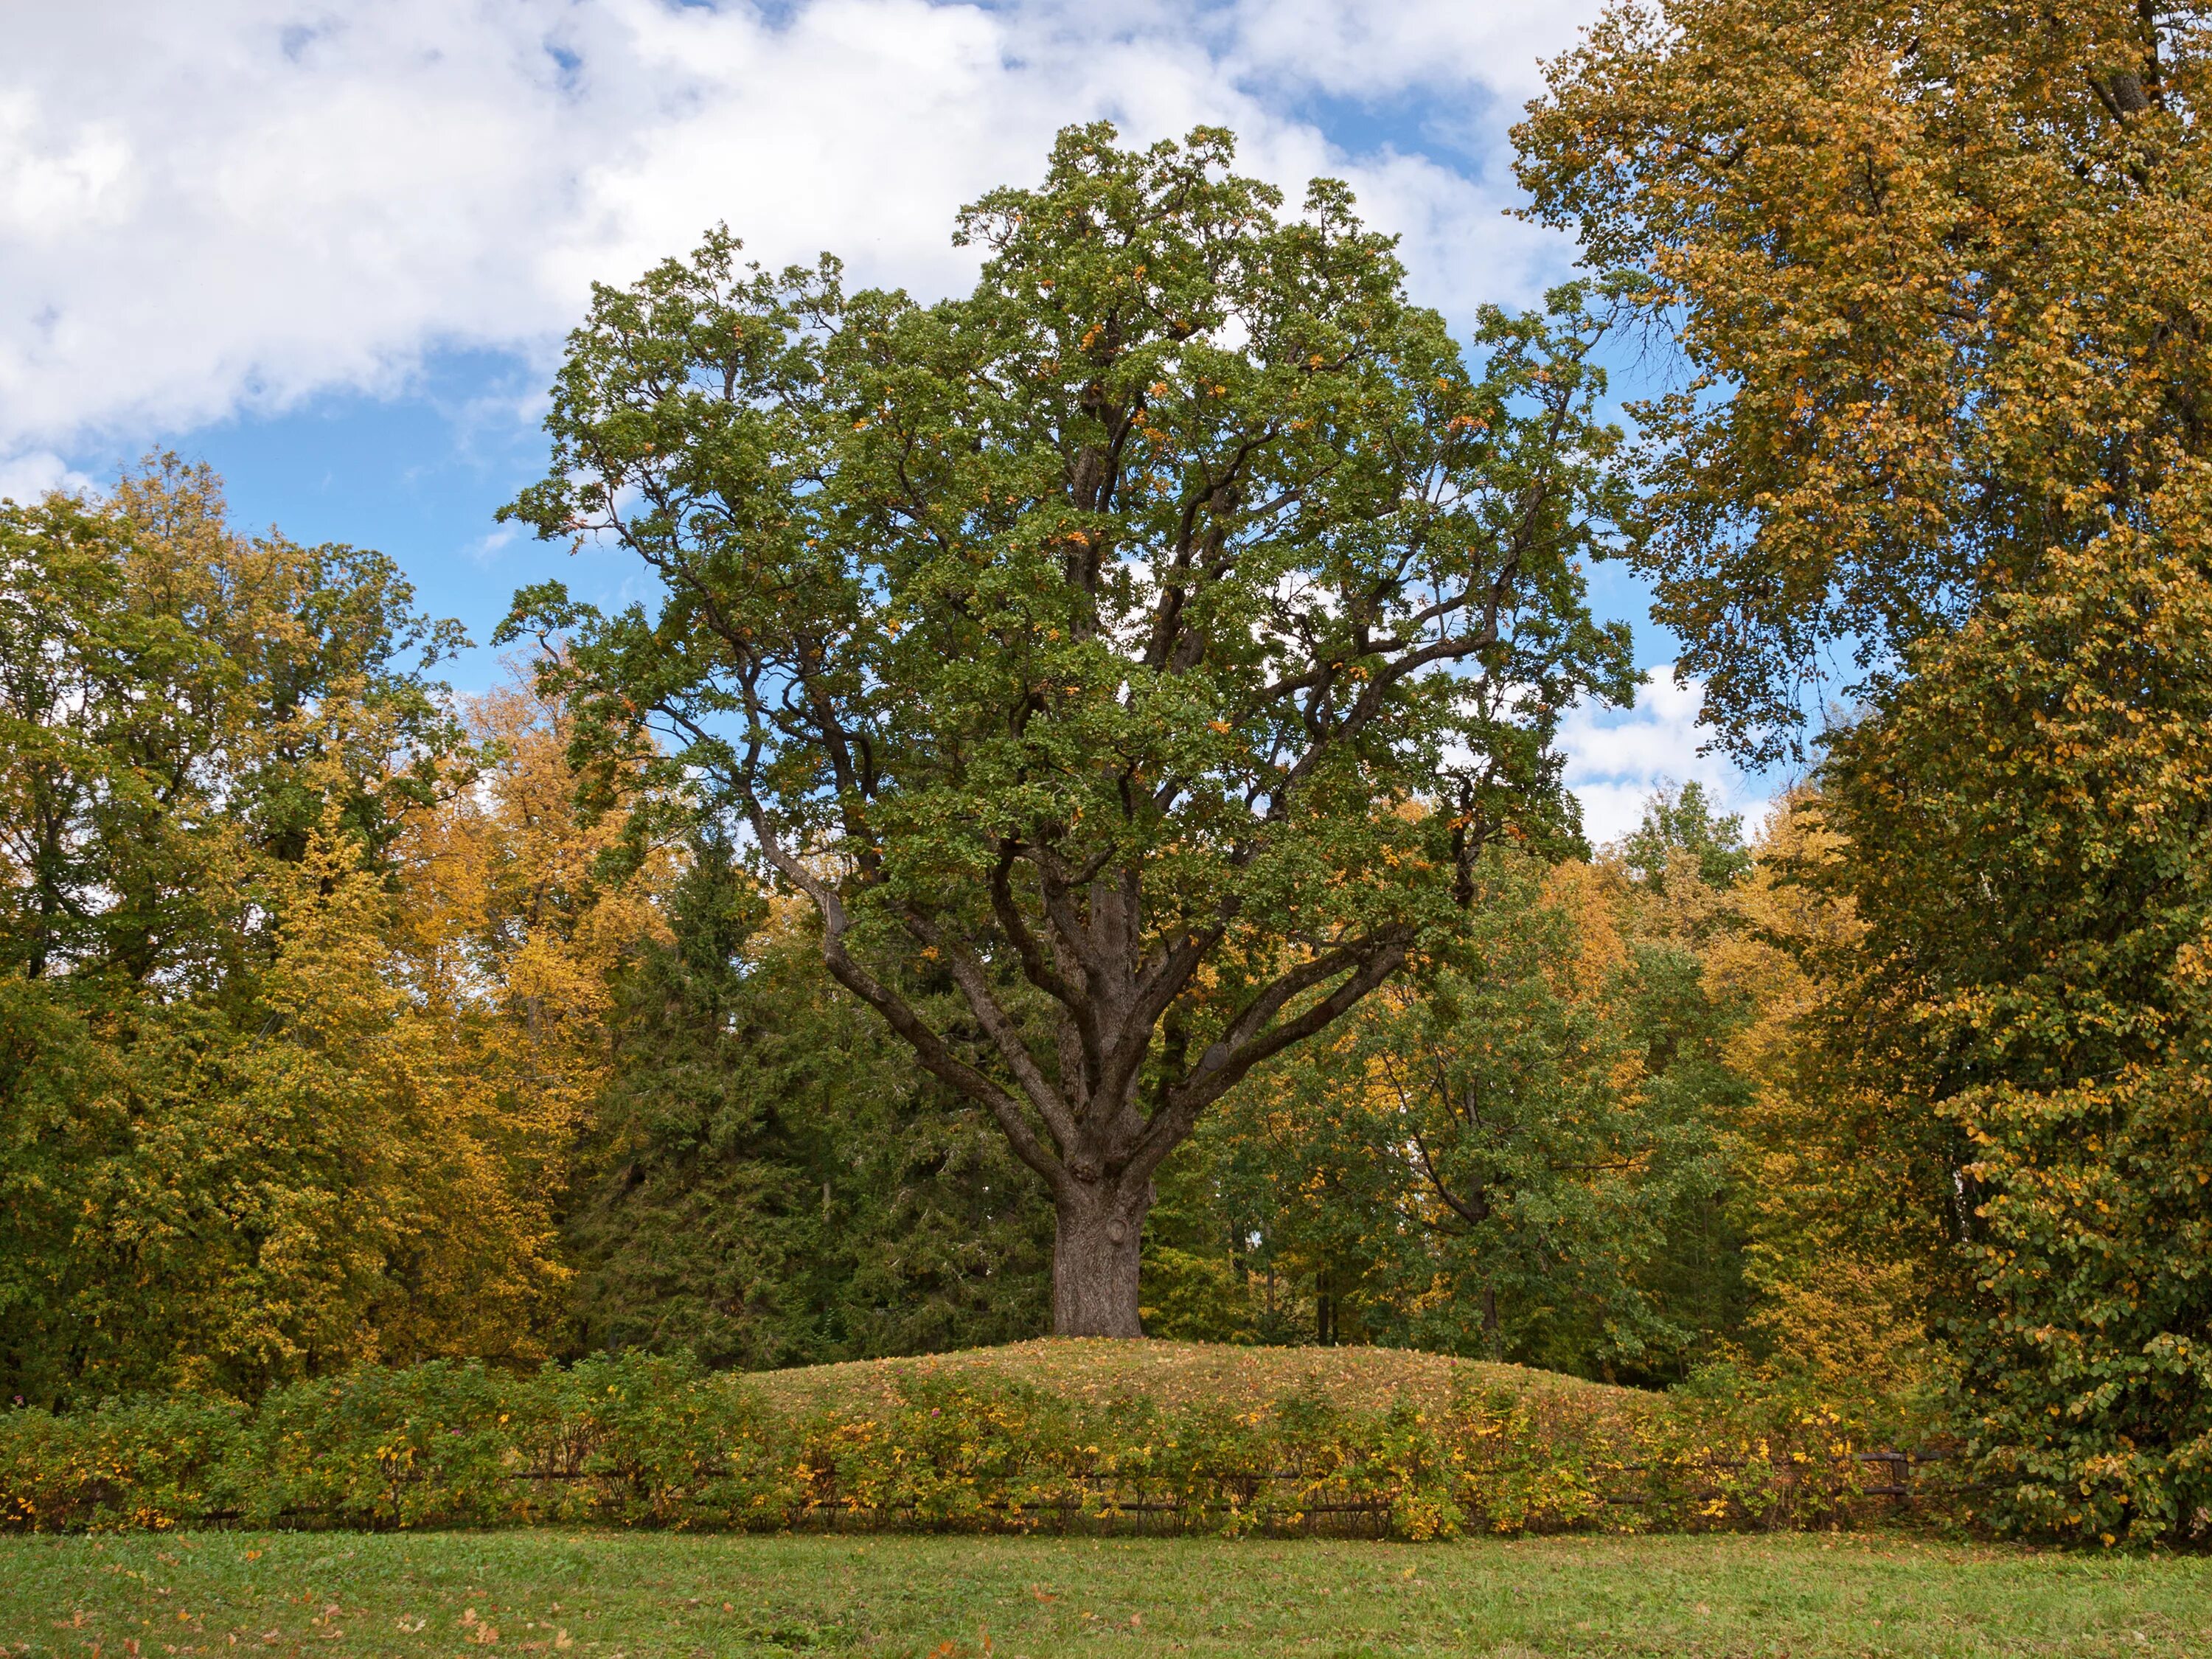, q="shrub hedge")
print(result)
[0,1354,1937,1537]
